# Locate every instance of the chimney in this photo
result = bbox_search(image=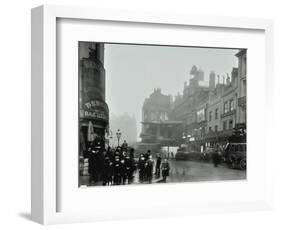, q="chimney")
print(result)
[226,73,230,85]
[217,75,220,84]
[209,71,216,90]
[231,68,238,83]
